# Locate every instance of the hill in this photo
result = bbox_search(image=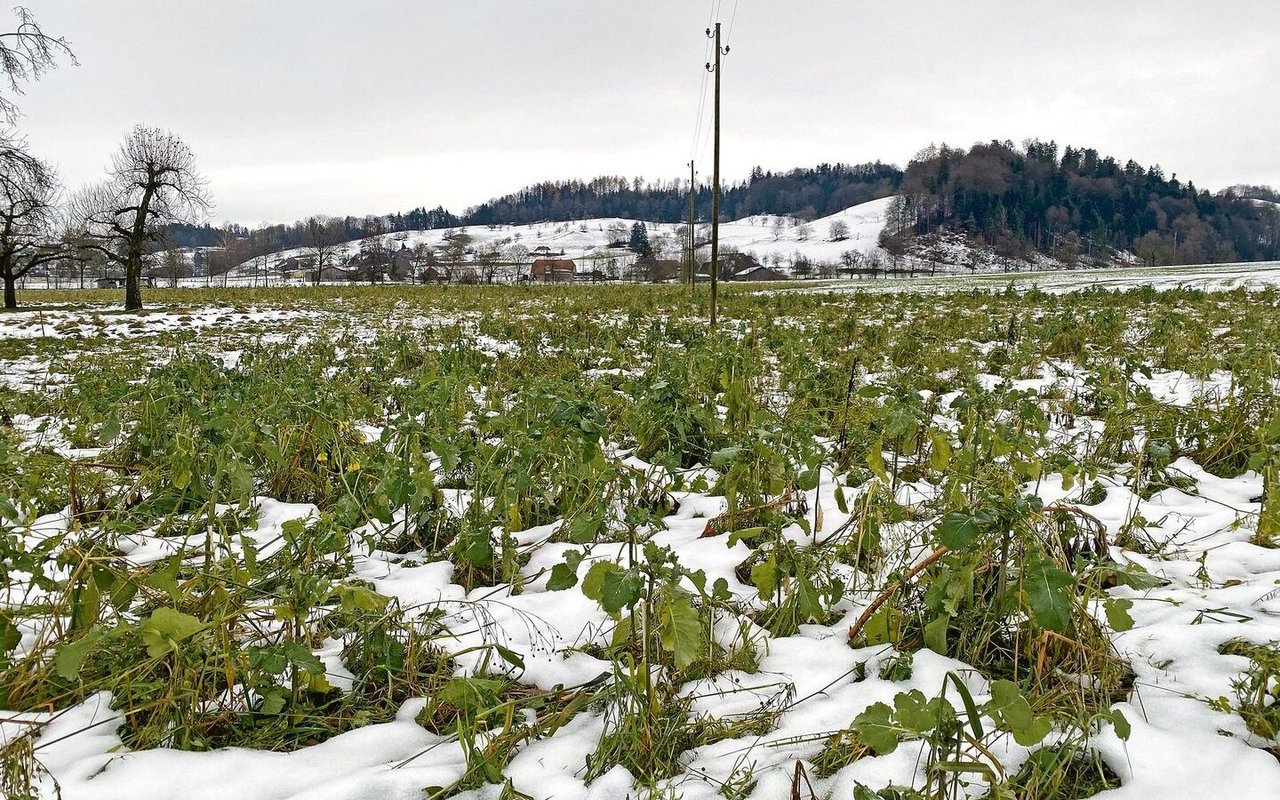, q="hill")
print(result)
[463,162,903,226]
[198,142,1279,279]
[225,195,1084,284]
[884,140,1280,267]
